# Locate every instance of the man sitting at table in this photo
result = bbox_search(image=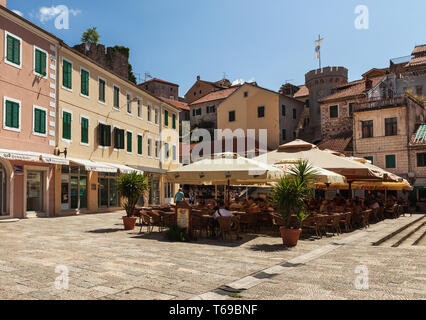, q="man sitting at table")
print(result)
[213,200,234,218]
